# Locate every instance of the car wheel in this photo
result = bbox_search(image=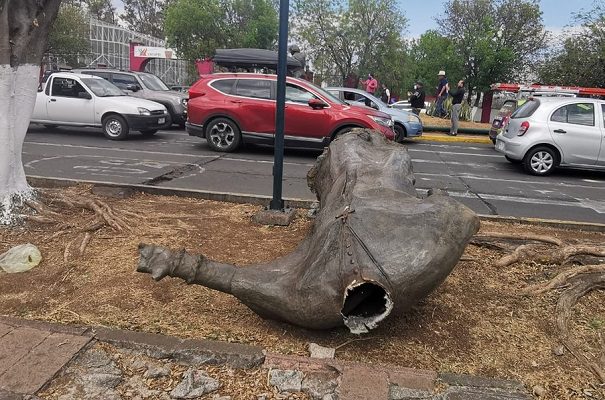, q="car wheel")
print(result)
[205,118,241,152]
[505,155,521,164]
[394,124,406,142]
[140,129,158,136]
[43,124,58,129]
[523,146,557,176]
[102,115,130,140]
